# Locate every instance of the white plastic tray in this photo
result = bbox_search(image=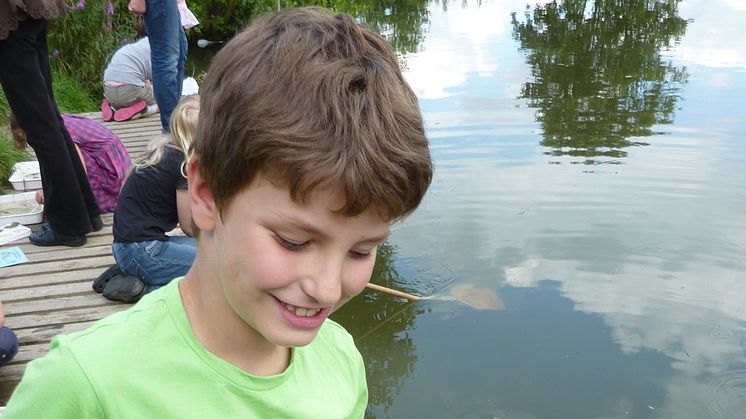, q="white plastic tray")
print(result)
[8,161,42,191]
[0,191,44,225]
